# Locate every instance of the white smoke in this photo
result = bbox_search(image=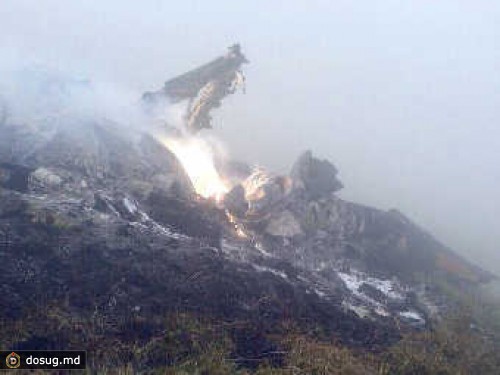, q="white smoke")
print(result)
[0,54,239,202]
[0,65,143,129]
